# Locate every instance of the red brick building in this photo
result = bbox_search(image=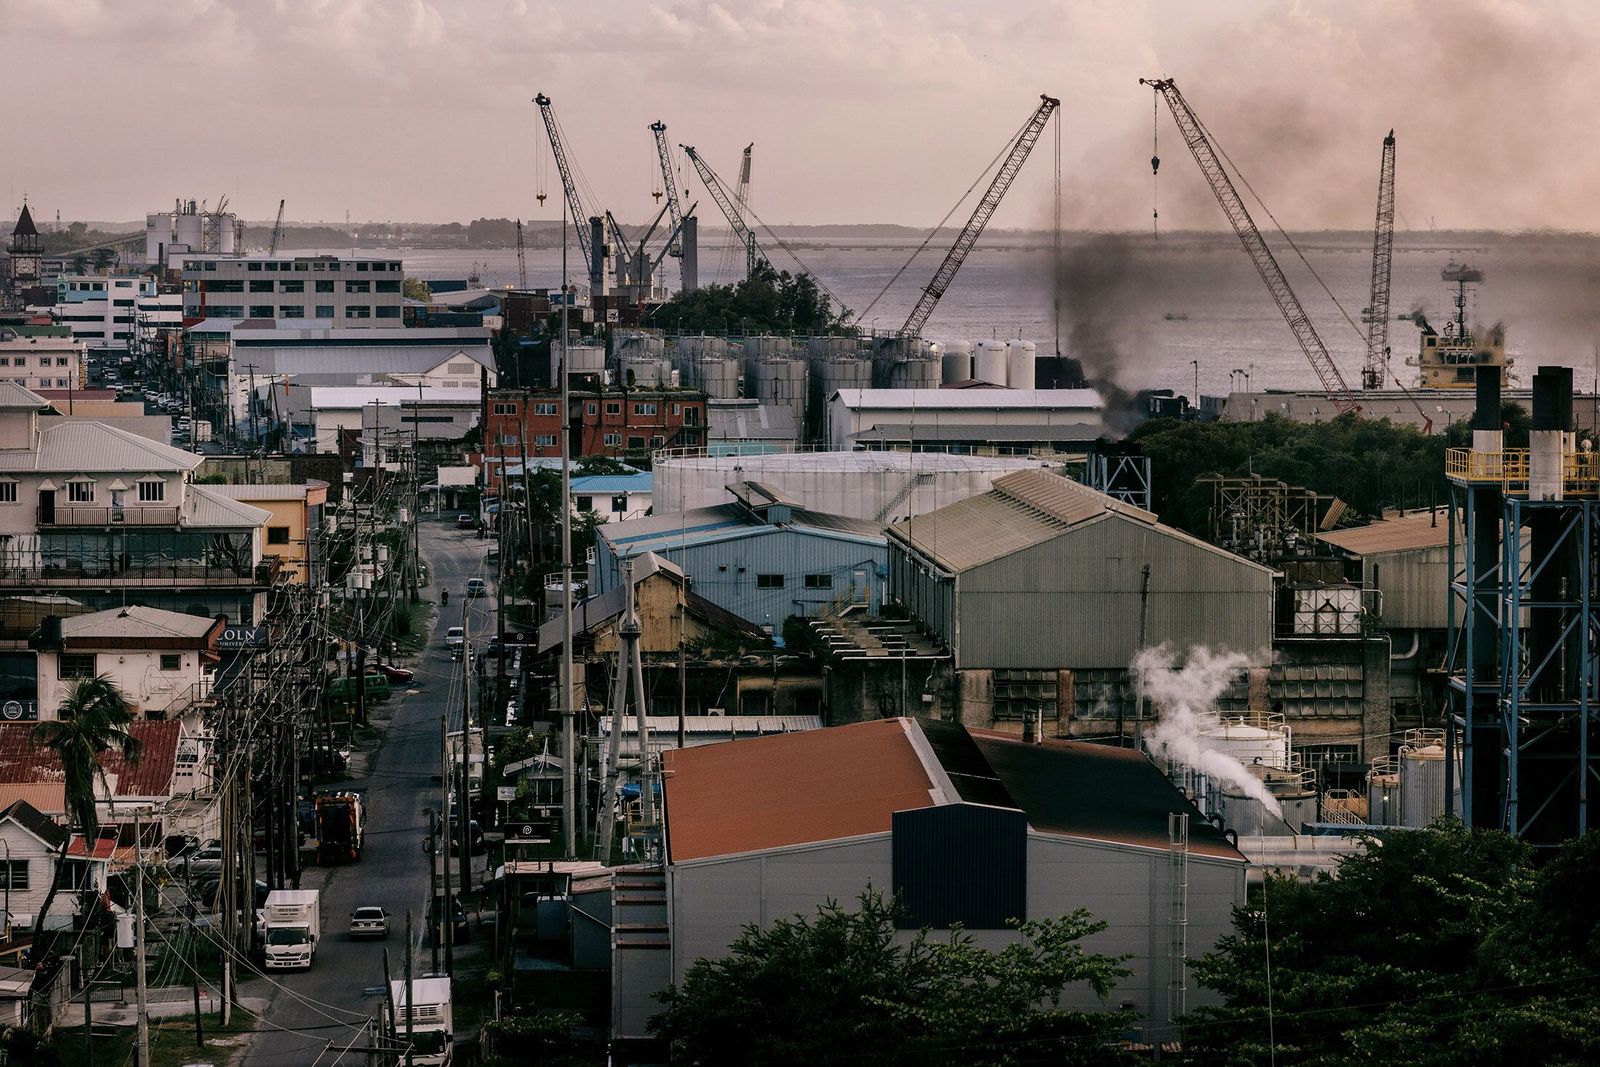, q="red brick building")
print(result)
[482,387,706,492]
